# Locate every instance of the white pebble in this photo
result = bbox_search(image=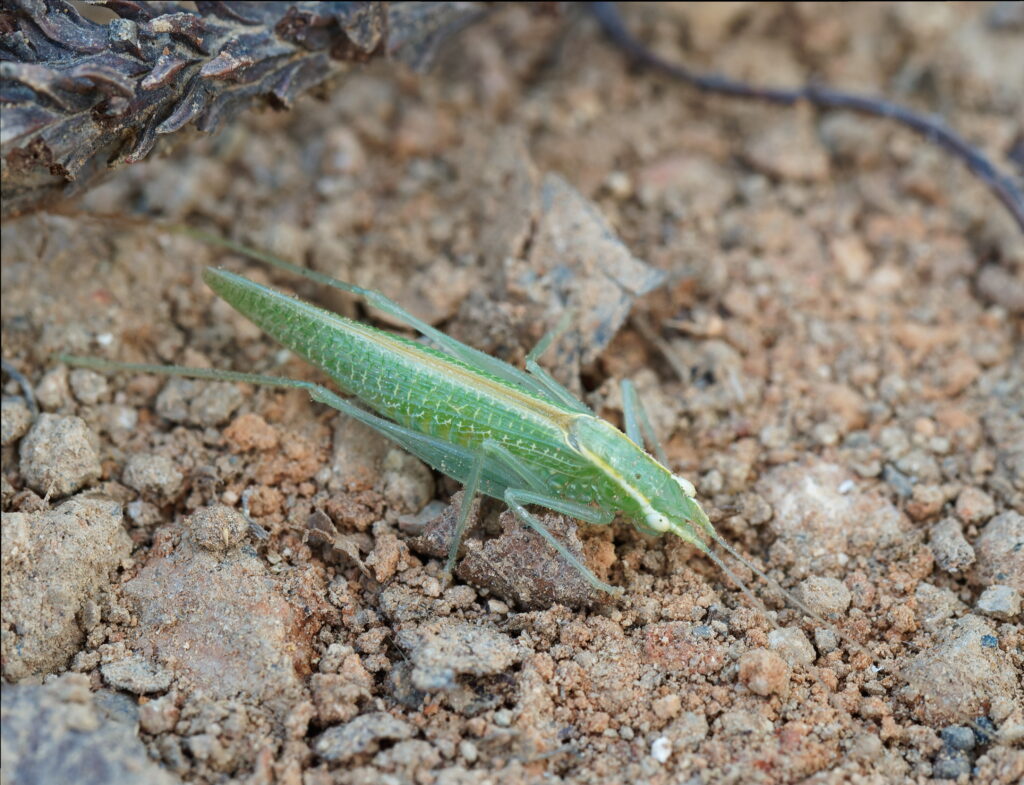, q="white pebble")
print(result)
[651,736,672,763]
